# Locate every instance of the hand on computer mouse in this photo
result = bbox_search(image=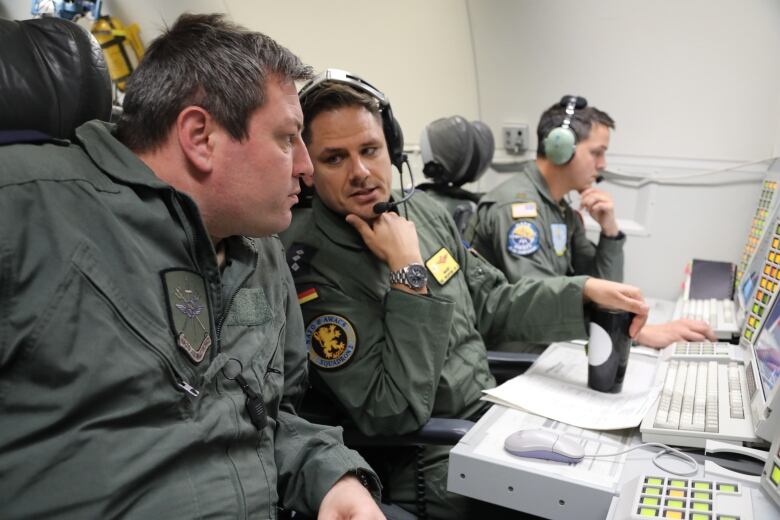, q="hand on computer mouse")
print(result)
[504,428,584,464]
